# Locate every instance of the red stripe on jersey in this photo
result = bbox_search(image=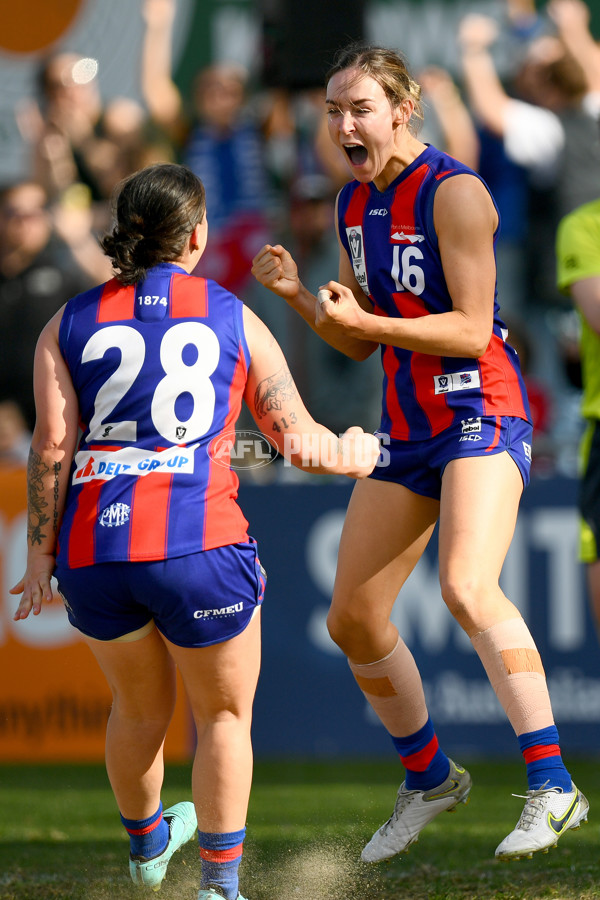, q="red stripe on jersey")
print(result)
[67,481,103,566]
[170,273,208,318]
[87,444,124,451]
[411,353,455,434]
[345,181,371,223]
[435,169,454,180]
[97,279,135,322]
[392,291,454,435]
[481,334,529,418]
[400,735,440,771]
[128,474,173,559]
[203,350,249,549]
[522,743,560,763]
[382,344,410,438]
[486,417,502,452]
[389,164,428,237]
[199,843,244,863]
